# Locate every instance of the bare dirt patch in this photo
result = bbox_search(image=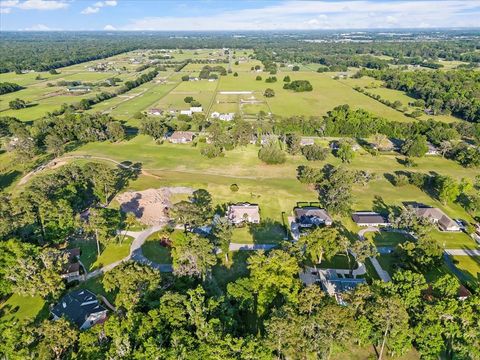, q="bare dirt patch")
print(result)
[115,187,194,225]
